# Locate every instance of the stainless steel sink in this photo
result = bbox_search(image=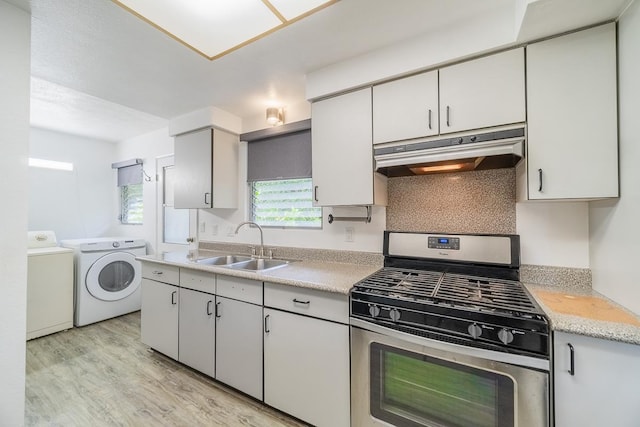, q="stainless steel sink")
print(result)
[226,258,289,272]
[196,255,252,266]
